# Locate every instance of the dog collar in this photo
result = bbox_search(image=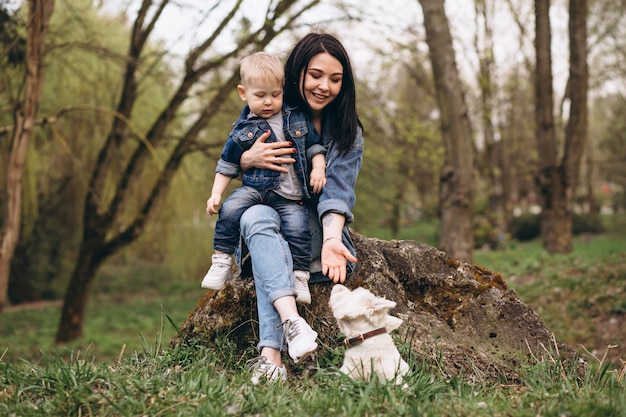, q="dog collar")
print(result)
[343,327,387,348]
